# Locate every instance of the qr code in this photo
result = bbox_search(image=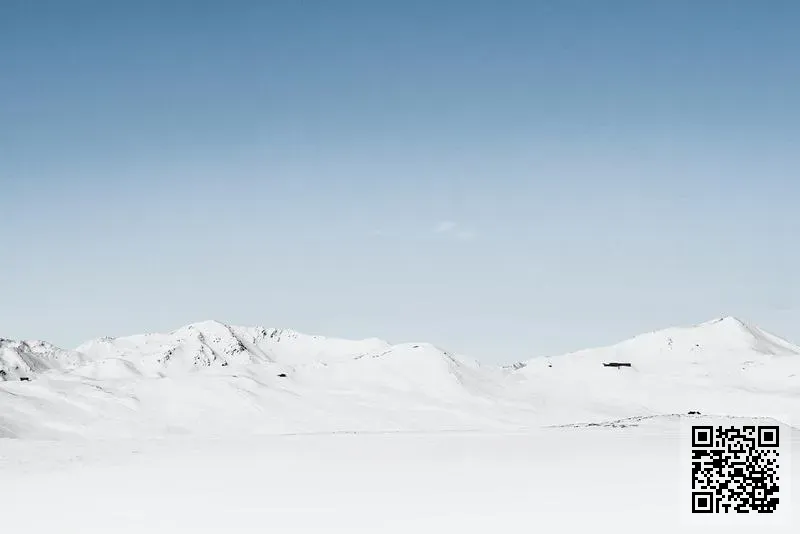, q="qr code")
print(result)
[691,425,780,513]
